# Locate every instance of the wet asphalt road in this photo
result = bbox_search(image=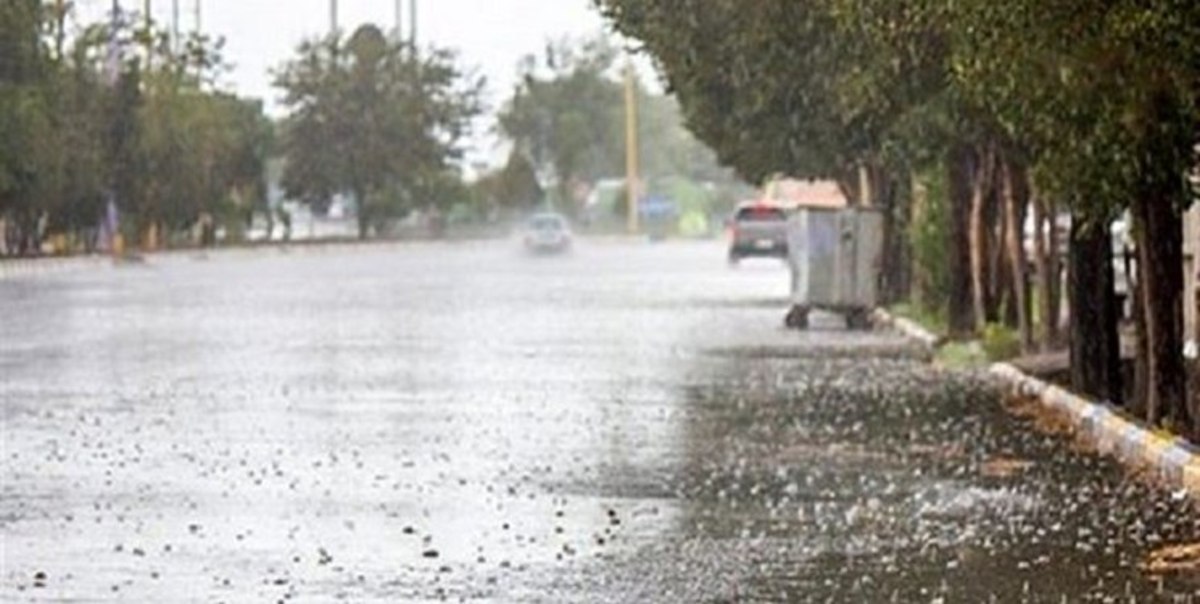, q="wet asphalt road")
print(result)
[1,240,1197,603]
